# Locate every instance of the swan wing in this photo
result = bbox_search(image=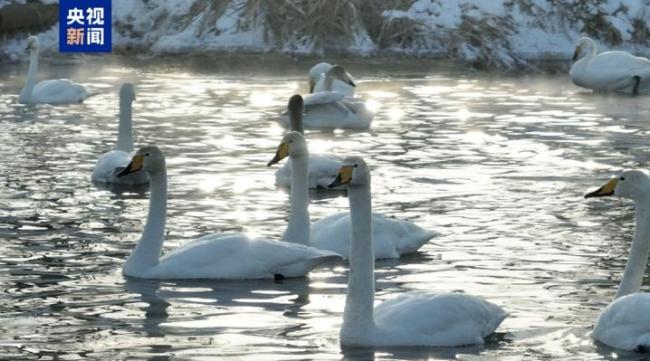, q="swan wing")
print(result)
[91,150,148,185]
[303,91,345,106]
[373,292,507,347]
[153,233,339,279]
[311,212,436,259]
[593,293,650,351]
[32,79,90,104]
